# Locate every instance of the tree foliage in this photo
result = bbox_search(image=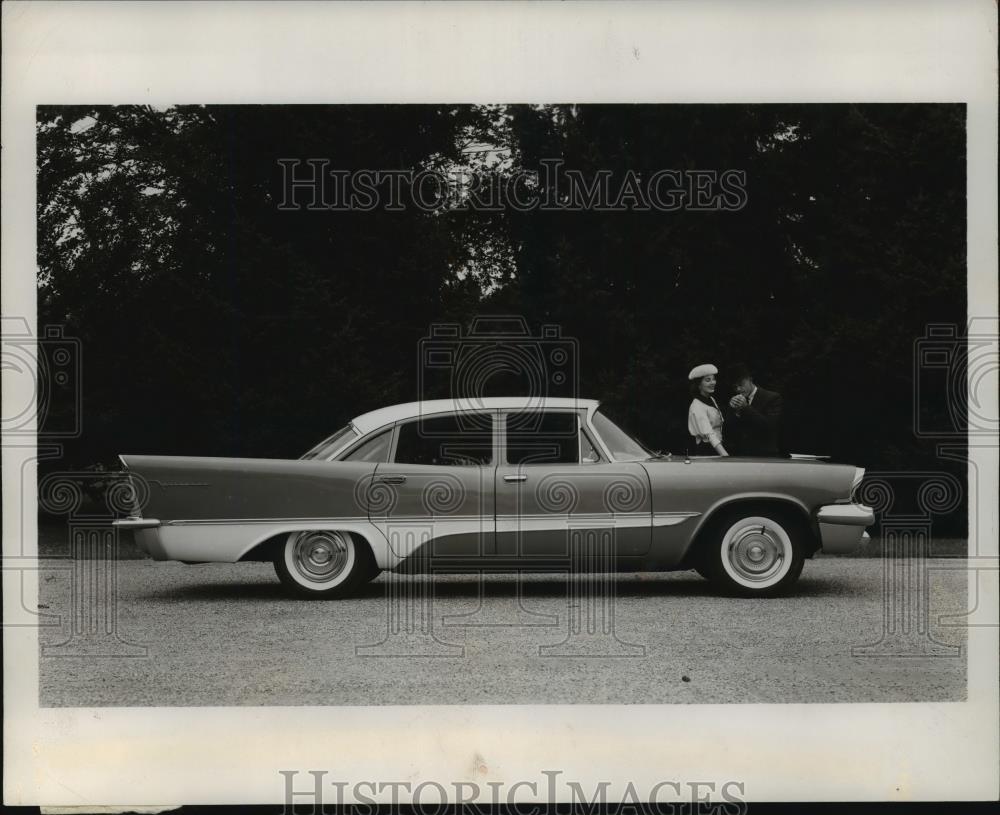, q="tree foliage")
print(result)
[39,105,476,458]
